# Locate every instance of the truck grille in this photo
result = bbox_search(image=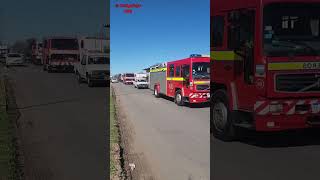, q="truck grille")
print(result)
[196,85,210,91]
[276,73,320,92]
